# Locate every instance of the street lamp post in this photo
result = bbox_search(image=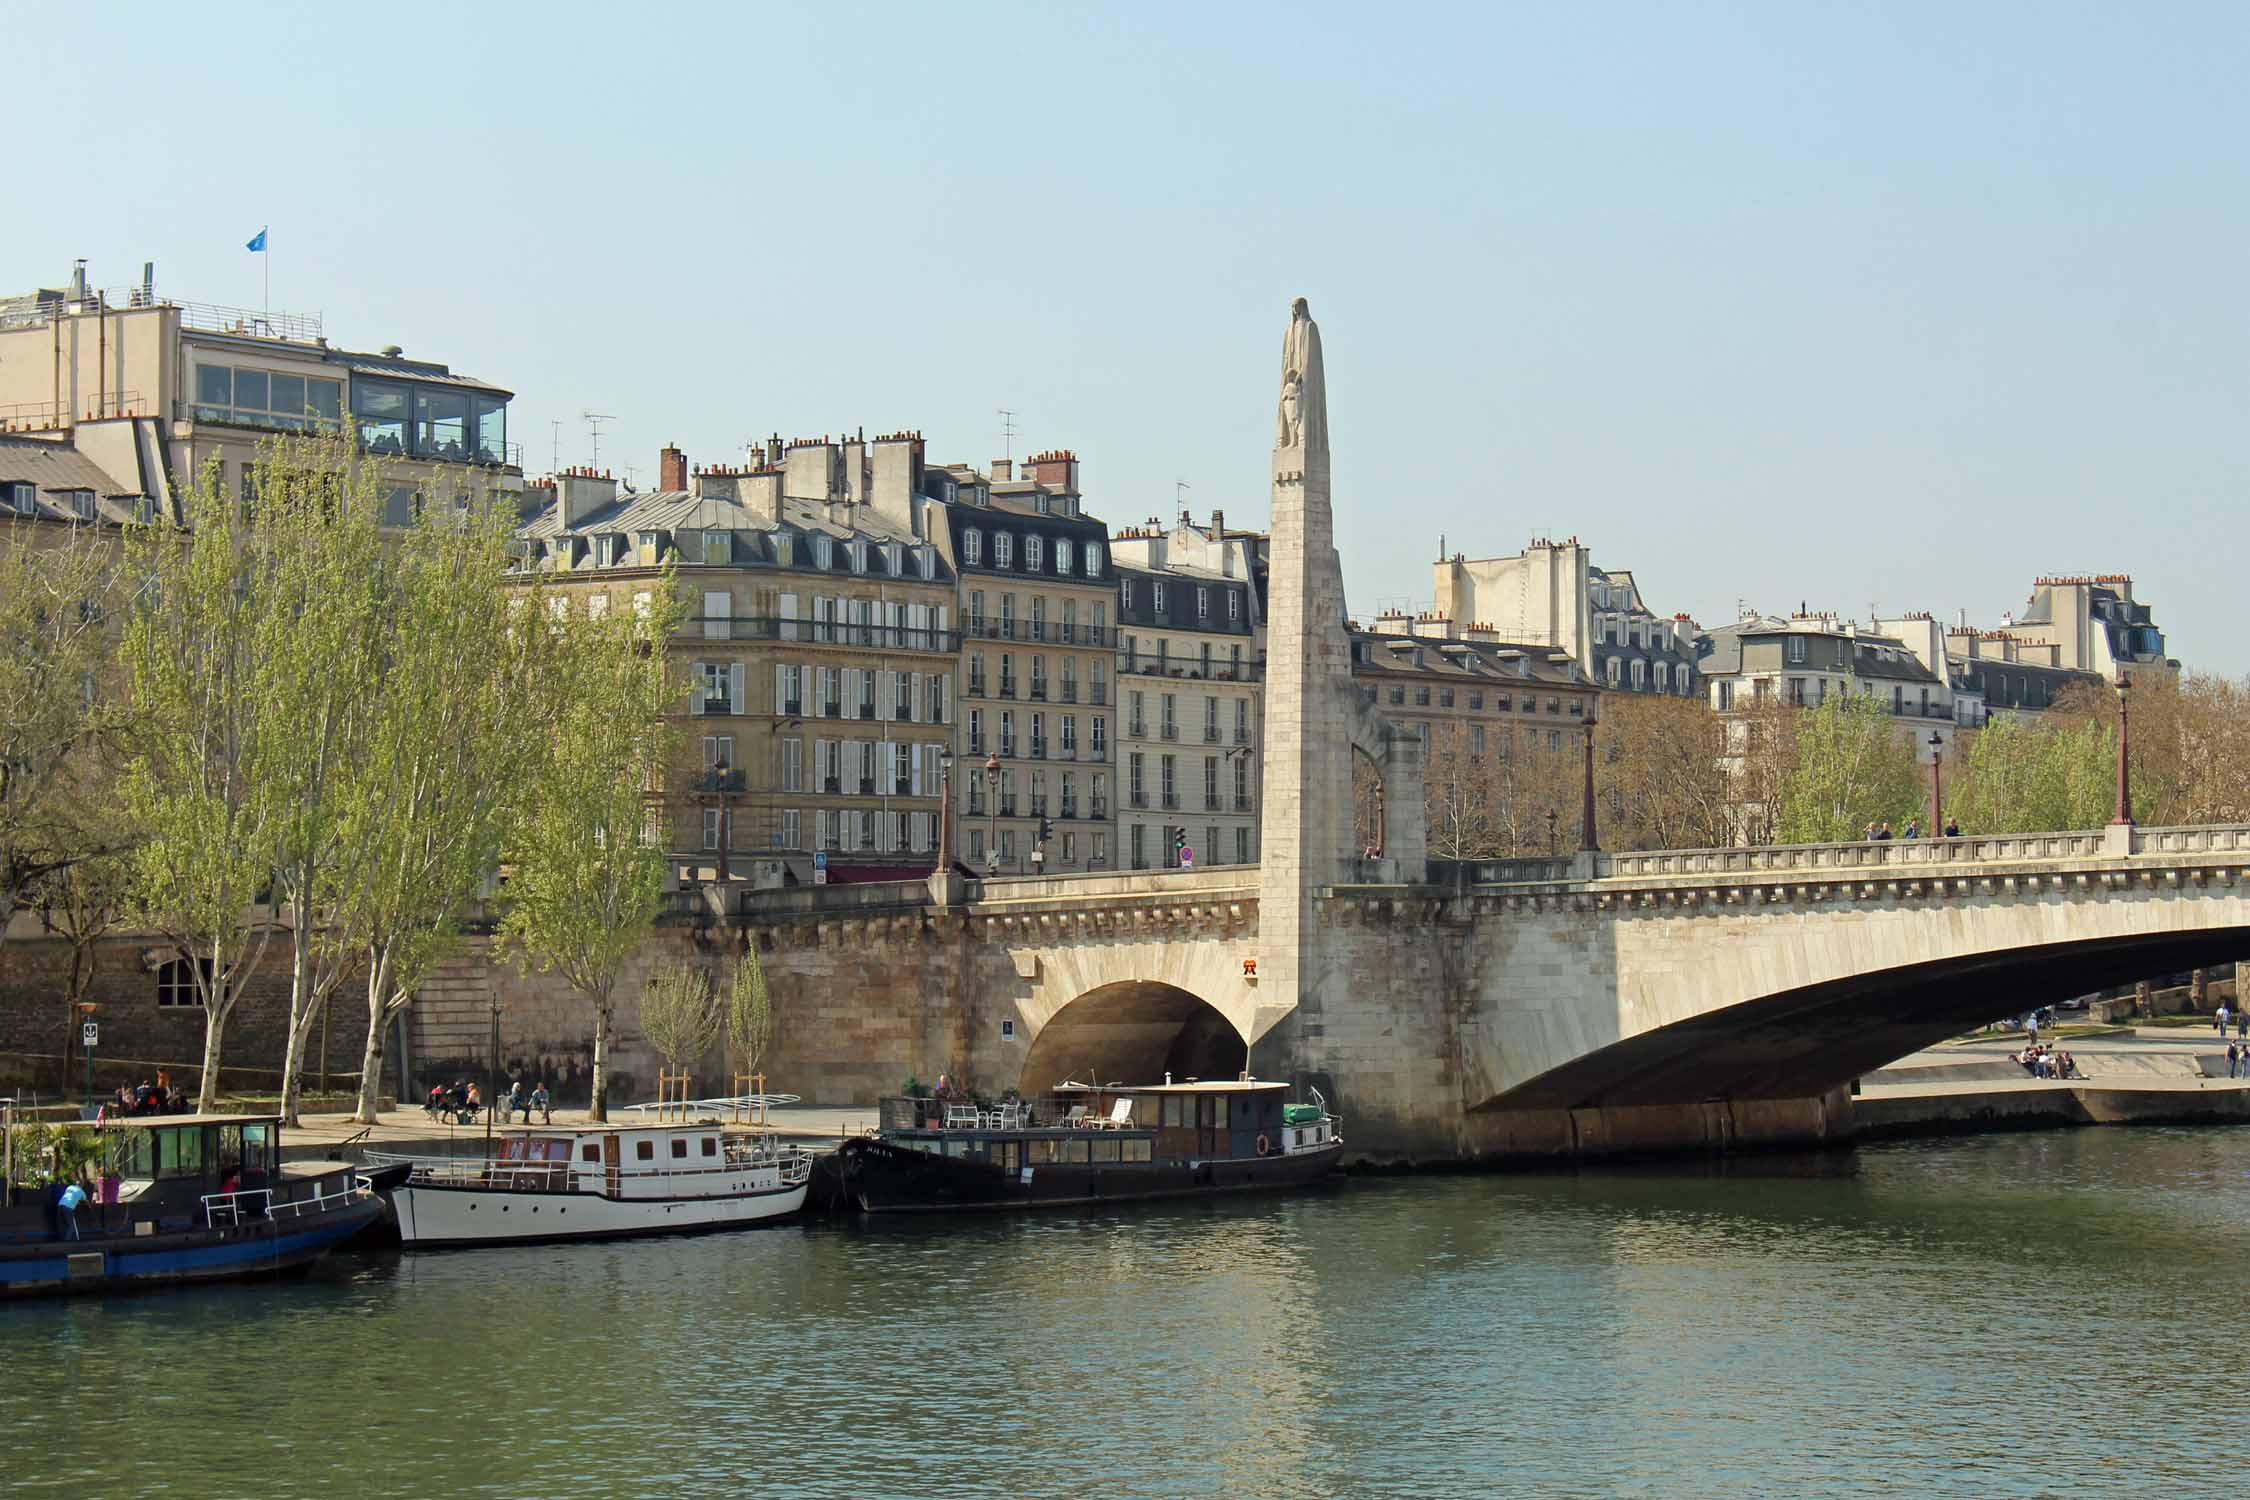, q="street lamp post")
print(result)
[1579,715,1600,853]
[984,753,1001,877]
[935,749,954,874]
[1927,732,1944,837]
[2111,677,2135,827]
[1545,808,1557,856]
